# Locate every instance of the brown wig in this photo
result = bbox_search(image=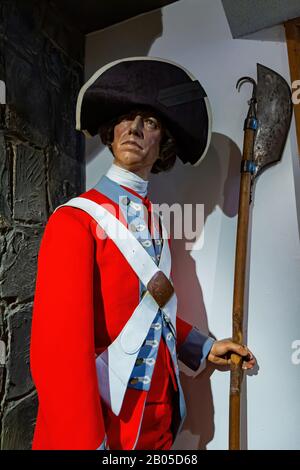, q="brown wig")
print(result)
[98,110,177,174]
